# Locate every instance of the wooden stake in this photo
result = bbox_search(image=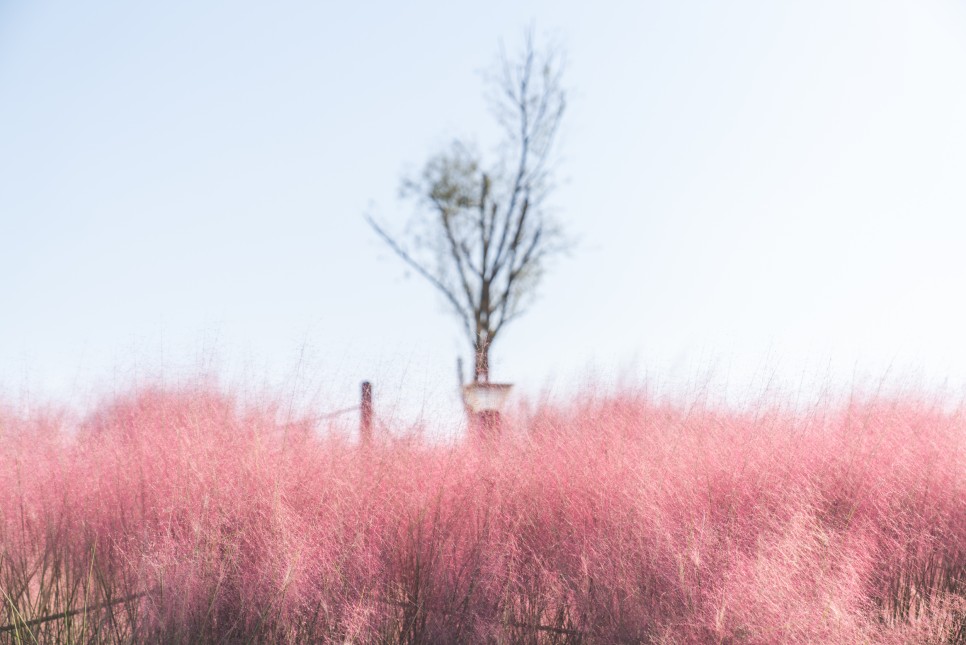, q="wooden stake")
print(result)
[360,381,373,445]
